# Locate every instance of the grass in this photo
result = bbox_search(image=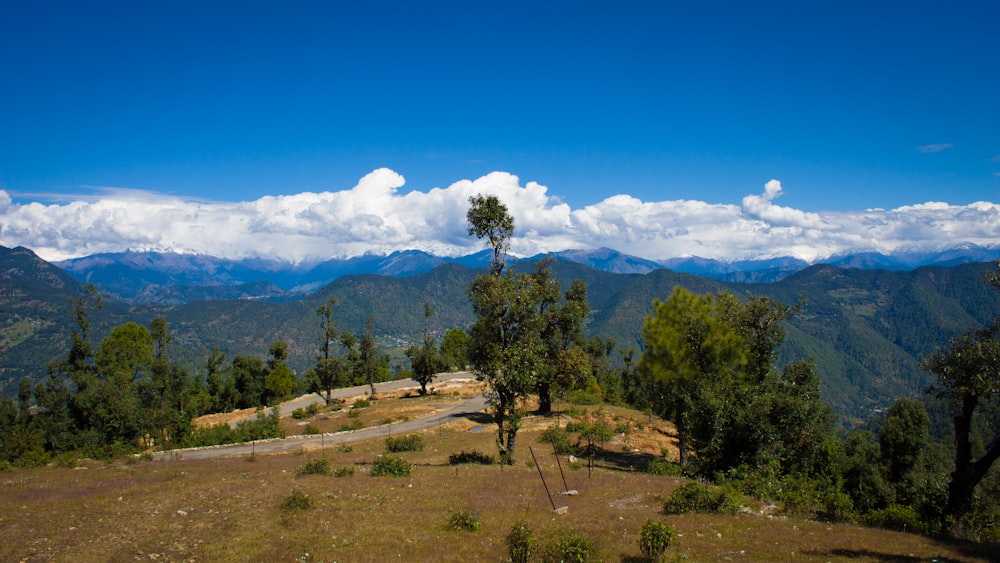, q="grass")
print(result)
[0,393,996,562]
